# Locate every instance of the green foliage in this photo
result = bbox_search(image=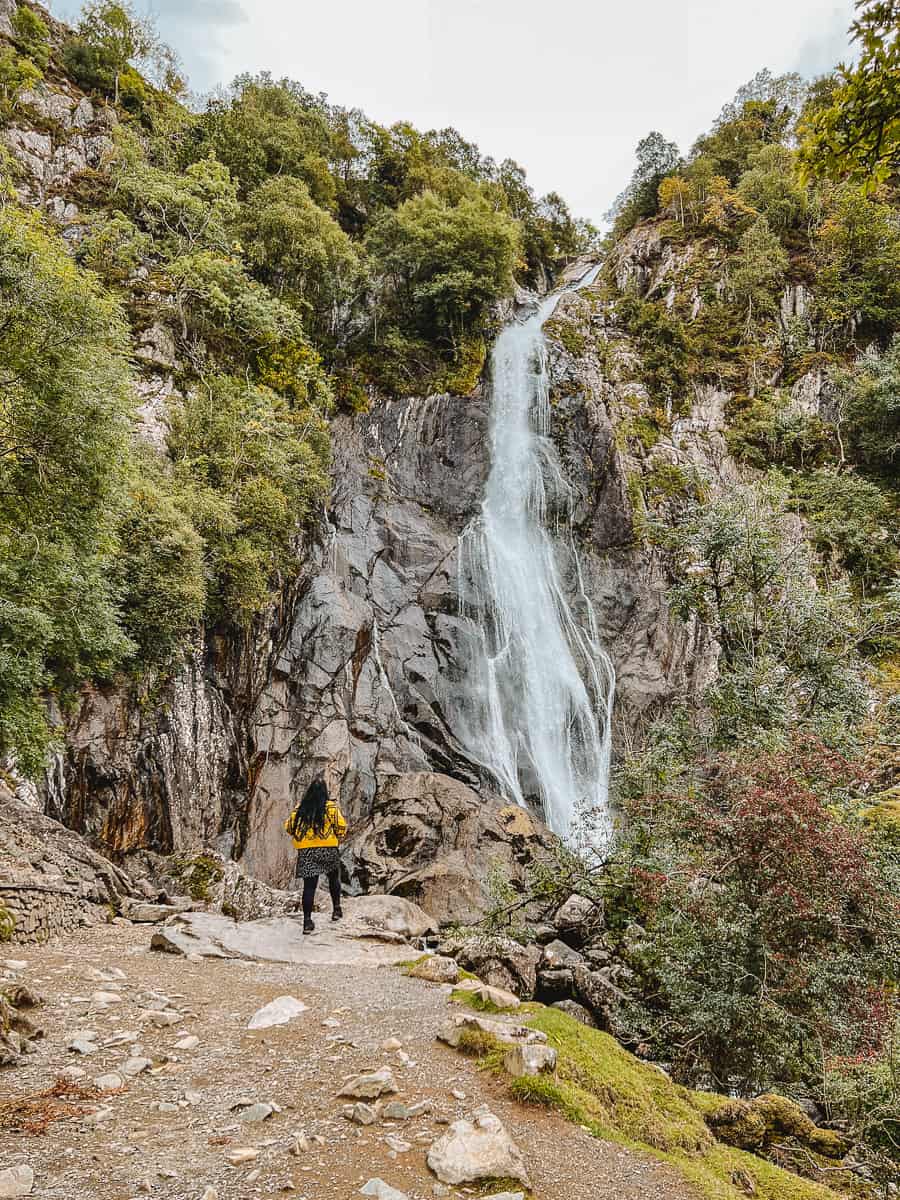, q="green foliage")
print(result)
[651,478,884,744]
[608,131,681,232]
[113,462,206,665]
[736,144,808,235]
[10,6,51,71]
[614,295,692,408]
[63,1,181,105]
[240,175,363,330]
[366,189,520,343]
[0,904,14,942]
[811,183,900,341]
[74,211,150,282]
[192,74,336,206]
[800,1,900,186]
[0,206,135,771]
[830,337,900,471]
[792,468,899,592]
[725,391,836,471]
[728,215,789,328]
[614,737,897,1097]
[692,98,791,184]
[823,1025,899,1188]
[0,47,41,119]
[167,374,330,625]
